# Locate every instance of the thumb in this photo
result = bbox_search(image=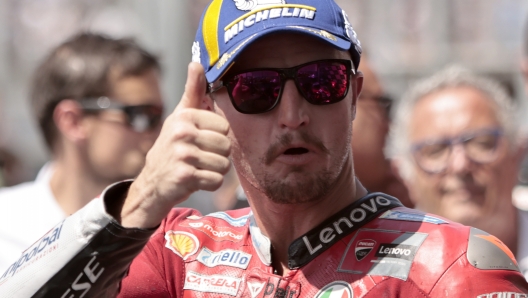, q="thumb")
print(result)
[177,62,207,111]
